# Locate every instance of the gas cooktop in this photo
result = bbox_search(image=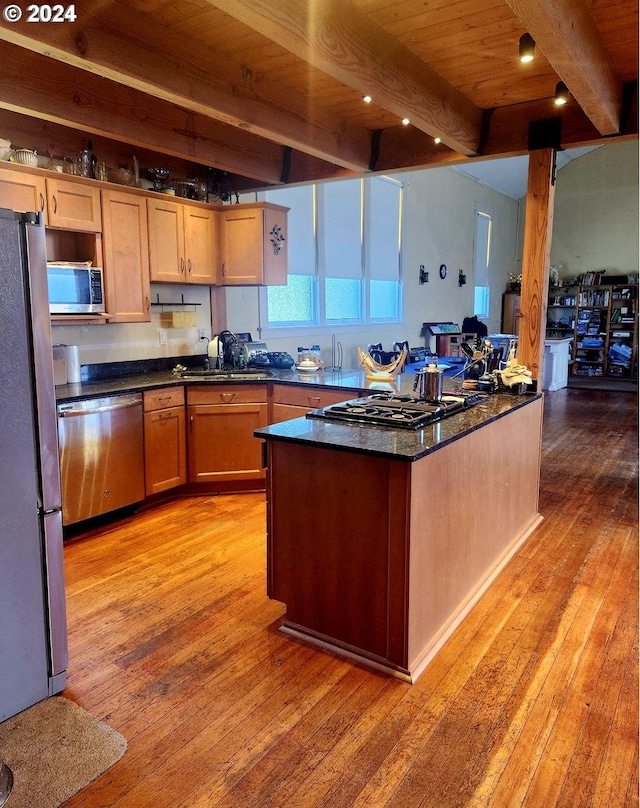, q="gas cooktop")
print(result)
[307,390,487,430]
